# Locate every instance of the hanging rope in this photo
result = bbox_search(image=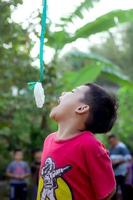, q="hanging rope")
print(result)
[28,0,47,108]
[40,0,47,82]
[28,0,47,89]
